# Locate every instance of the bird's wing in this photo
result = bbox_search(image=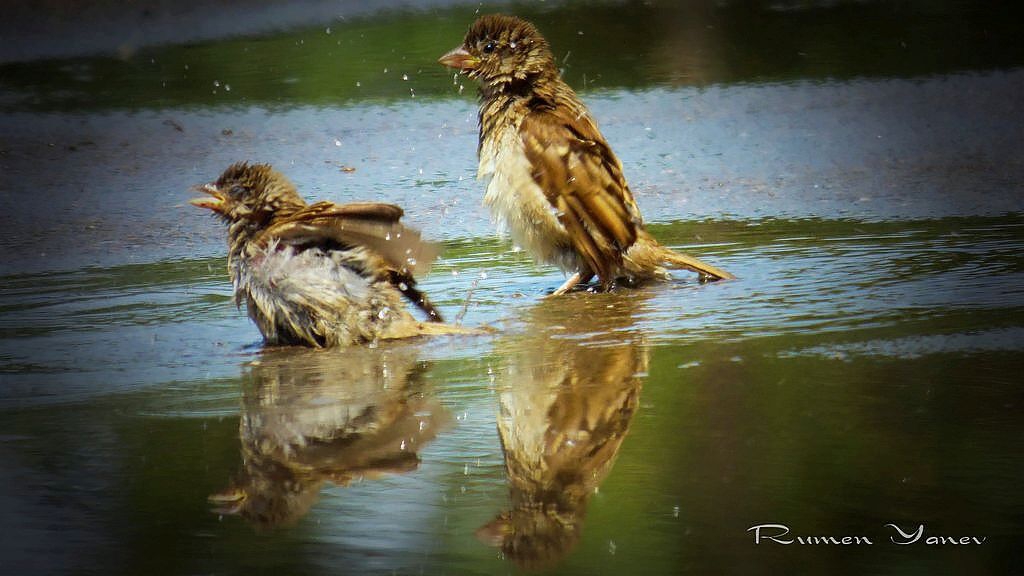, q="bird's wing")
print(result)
[261,202,444,321]
[519,109,642,281]
[262,202,438,278]
[294,201,405,222]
